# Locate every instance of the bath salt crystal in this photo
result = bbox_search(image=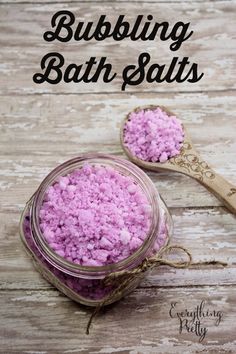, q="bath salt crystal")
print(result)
[43,229,54,242]
[120,229,131,245]
[100,236,113,250]
[39,163,152,266]
[67,185,76,193]
[124,107,184,163]
[127,184,137,194]
[56,249,65,258]
[59,176,70,190]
